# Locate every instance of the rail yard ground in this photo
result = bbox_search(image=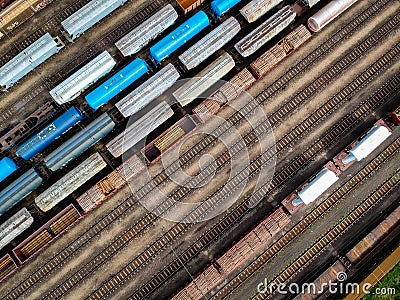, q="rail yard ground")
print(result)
[0,0,399,299]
